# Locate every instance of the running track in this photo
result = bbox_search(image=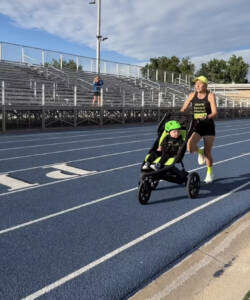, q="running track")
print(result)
[0,119,250,299]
